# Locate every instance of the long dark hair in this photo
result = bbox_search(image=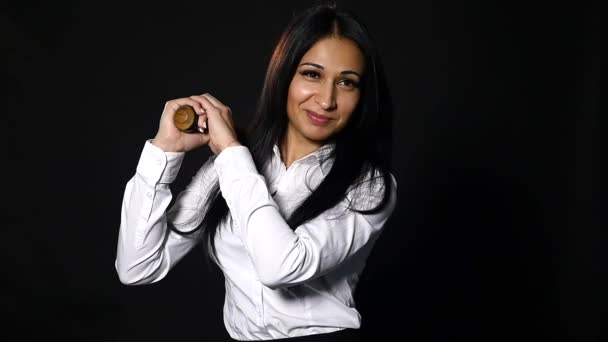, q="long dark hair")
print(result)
[171,3,394,263]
